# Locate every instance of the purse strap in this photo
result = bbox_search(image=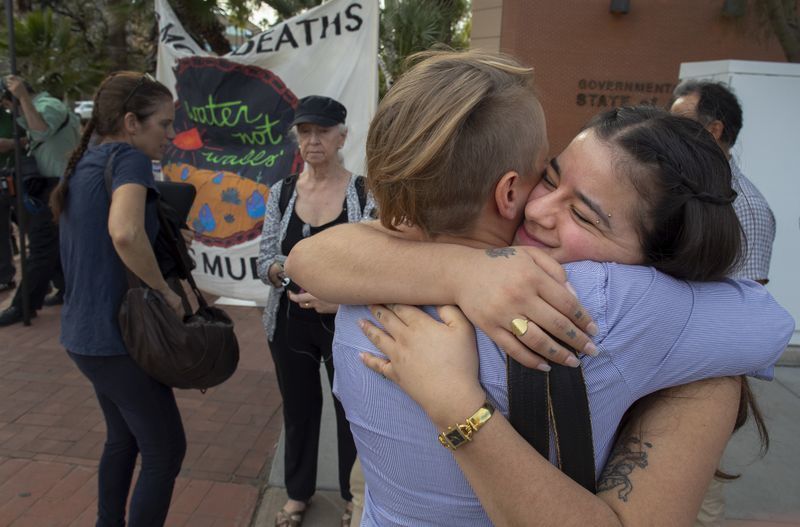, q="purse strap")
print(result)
[507,343,597,493]
[155,204,209,310]
[102,149,208,309]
